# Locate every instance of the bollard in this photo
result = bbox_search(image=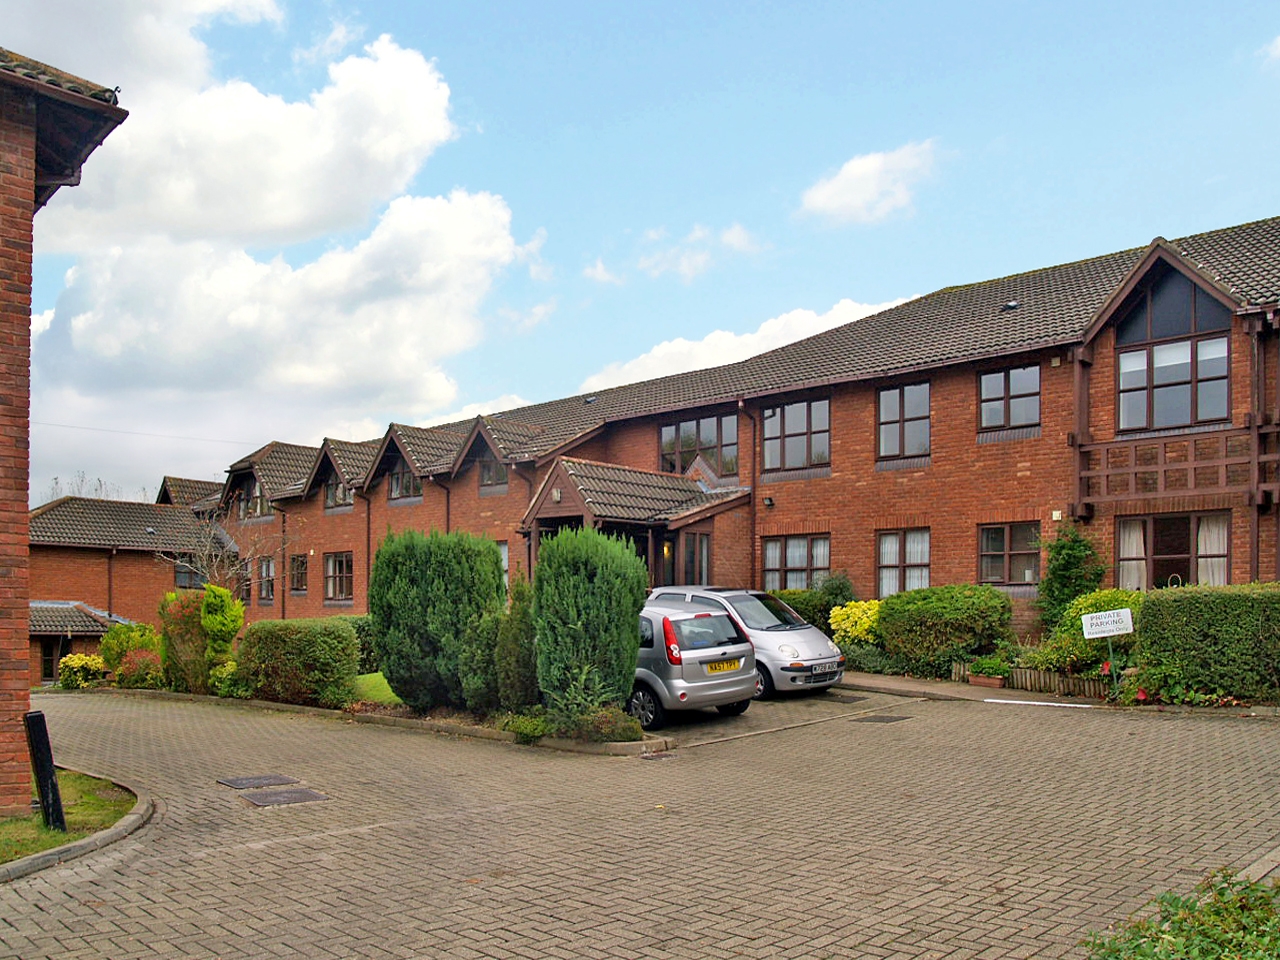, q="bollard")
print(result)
[23,711,66,832]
